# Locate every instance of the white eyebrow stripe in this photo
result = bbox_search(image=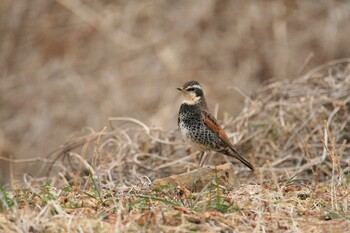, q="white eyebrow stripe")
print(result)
[186,84,202,90]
